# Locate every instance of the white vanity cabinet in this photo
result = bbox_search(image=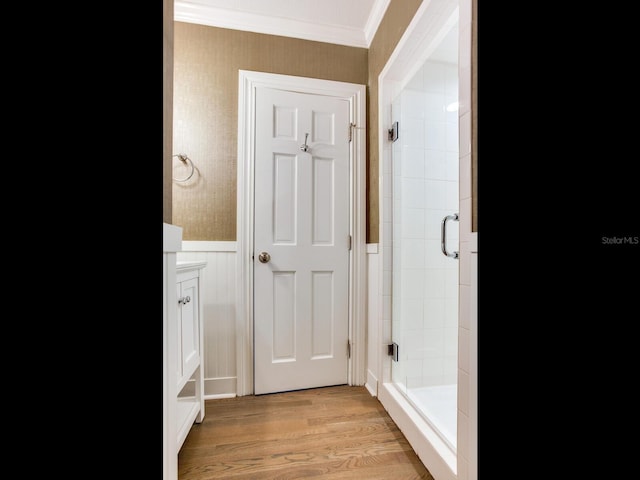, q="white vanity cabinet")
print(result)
[164,223,207,480]
[175,261,206,451]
